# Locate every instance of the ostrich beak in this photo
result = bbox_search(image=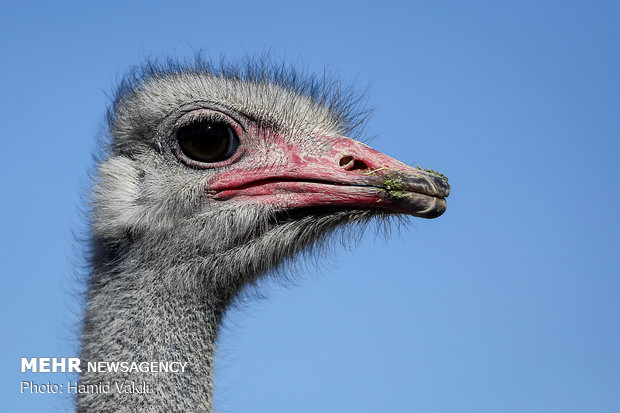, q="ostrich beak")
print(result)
[210,135,450,219]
